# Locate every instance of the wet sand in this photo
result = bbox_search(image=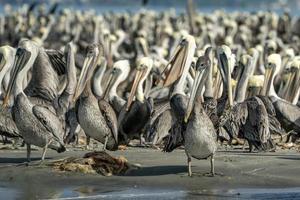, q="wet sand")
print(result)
[0,146,300,199]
